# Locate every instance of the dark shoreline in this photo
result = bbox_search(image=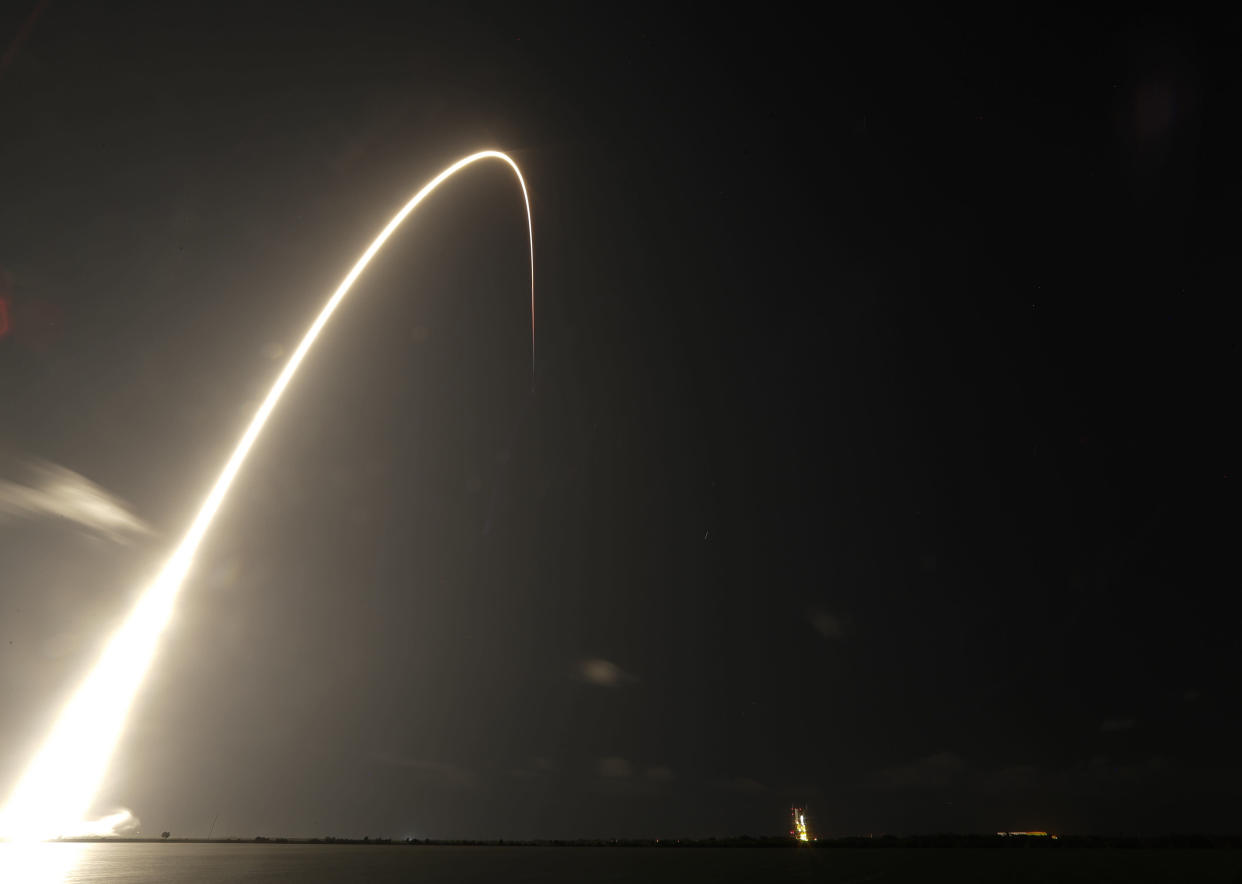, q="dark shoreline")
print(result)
[37,835,1242,849]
